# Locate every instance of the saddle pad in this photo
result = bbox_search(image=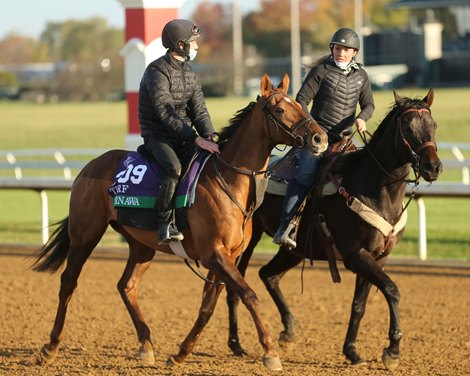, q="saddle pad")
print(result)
[266,176,342,197]
[108,151,211,209]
